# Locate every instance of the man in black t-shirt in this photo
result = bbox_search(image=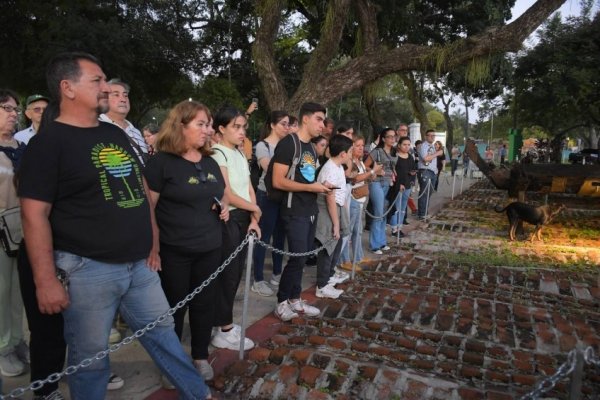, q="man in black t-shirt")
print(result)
[271,102,332,322]
[18,53,210,400]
